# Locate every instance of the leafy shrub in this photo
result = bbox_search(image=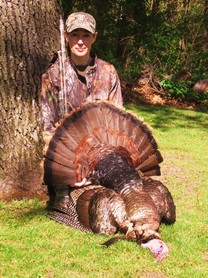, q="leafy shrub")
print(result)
[160,77,208,104]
